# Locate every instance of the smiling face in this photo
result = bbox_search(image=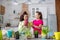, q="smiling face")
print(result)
[35,13,41,19]
[24,15,28,20]
[20,11,28,21]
